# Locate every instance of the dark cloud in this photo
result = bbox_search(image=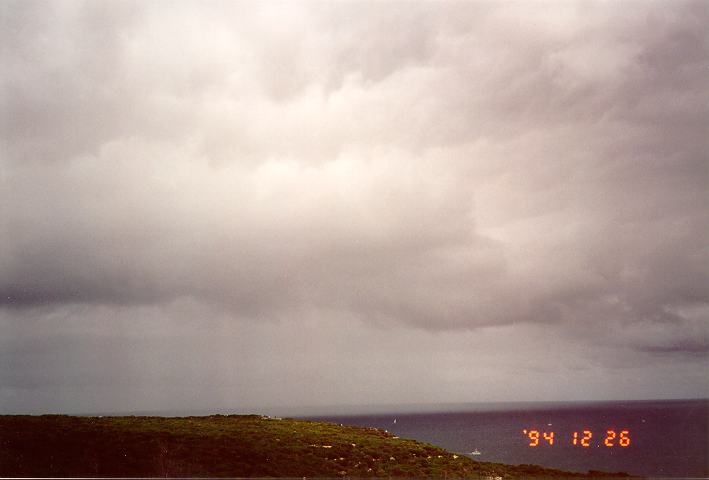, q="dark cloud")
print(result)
[1,0,707,412]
